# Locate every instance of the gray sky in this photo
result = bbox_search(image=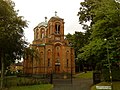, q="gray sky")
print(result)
[13,0,84,43]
